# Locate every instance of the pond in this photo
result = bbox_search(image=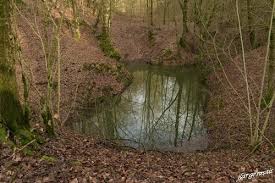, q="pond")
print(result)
[68,64,209,152]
